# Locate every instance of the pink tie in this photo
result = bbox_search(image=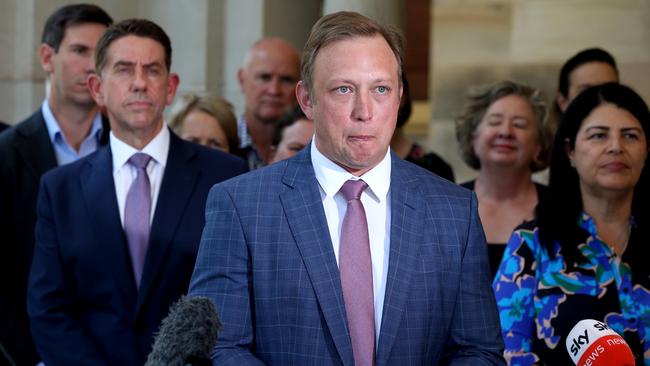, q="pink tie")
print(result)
[124,153,152,288]
[339,179,375,366]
